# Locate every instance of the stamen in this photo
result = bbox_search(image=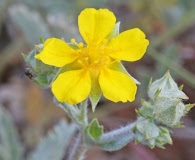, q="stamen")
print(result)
[71,38,76,43]
[84,57,89,61]
[77,60,82,64]
[71,38,84,49]
[78,42,84,48]
[103,39,107,43]
[94,60,99,64]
